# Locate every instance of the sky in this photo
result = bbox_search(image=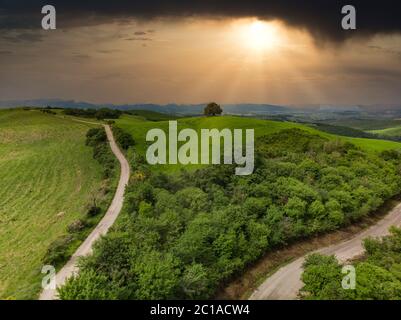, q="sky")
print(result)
[0,0,401,106]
